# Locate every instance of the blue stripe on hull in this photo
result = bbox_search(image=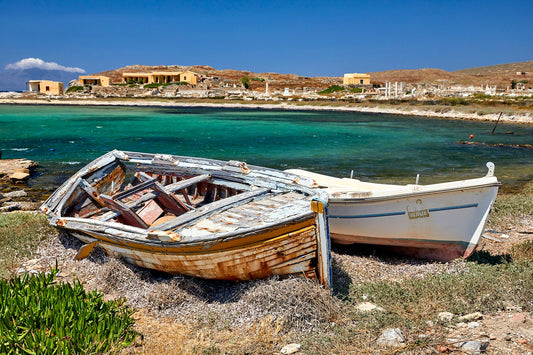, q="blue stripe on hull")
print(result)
[331,211,406,219]
[330,203,478,219]
[428,203,478,212]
